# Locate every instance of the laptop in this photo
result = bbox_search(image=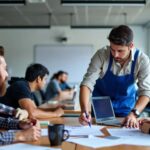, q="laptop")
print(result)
[91,96,122,127]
